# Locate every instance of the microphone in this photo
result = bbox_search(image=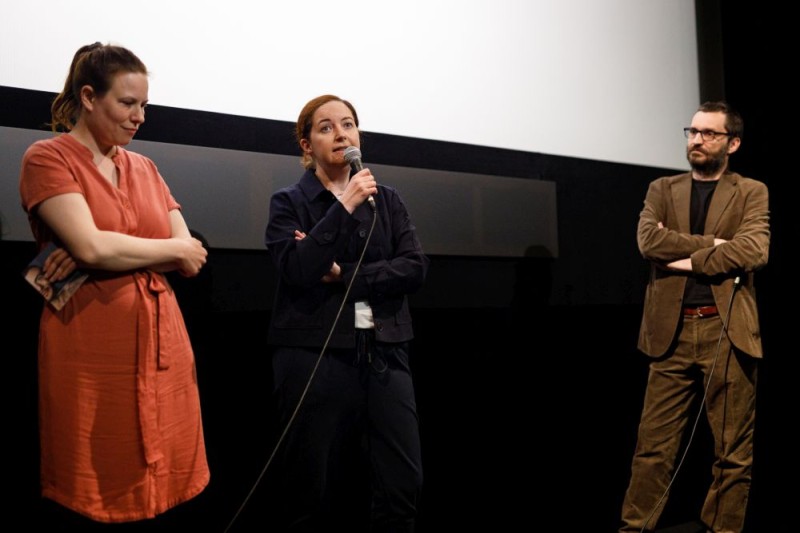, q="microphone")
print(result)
[343,146,375,210]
